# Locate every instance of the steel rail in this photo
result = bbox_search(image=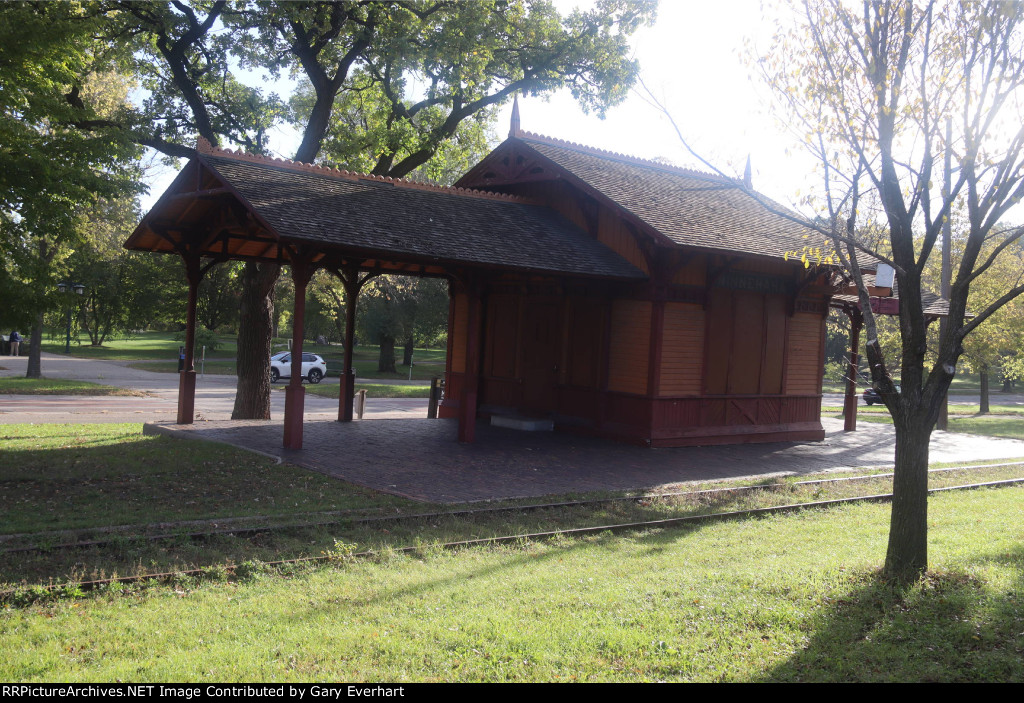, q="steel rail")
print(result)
[4,476,1022,598]
[4,461,1024,555]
